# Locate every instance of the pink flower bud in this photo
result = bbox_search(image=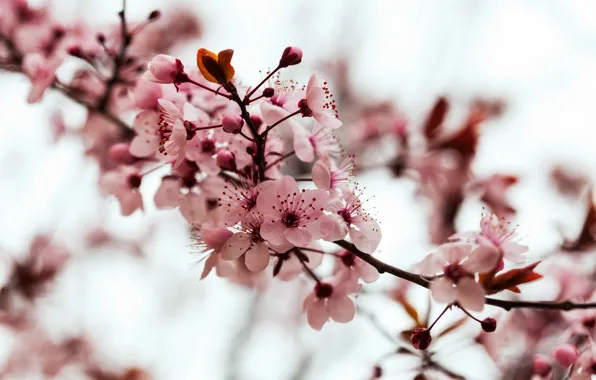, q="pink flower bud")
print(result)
[250,114,263,130]
[145,54,186,84]
[410,327,432,350]
[263,87,275,98]
[109,143,136,165]
[532,355,551,377]
[216,151,236,171]
[552,343,579,368]
[279,46,303,68]
[222,114,244,134]
[481,317,497,332]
